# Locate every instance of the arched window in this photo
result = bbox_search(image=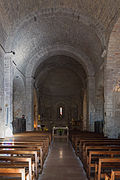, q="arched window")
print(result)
[60,107,63,116]
[57,105,65,119]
